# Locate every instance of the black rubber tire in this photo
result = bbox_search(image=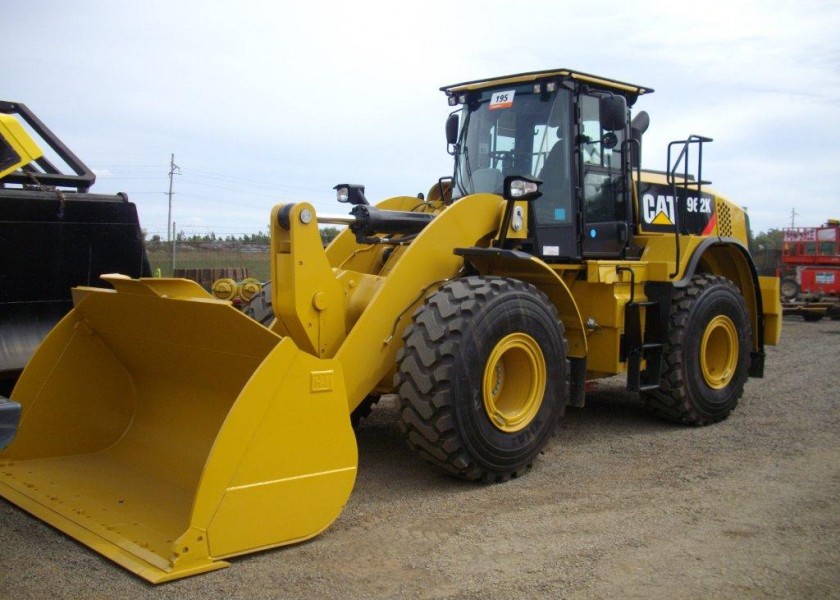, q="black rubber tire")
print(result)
[350,394,380,428]
[780,278,799,301]
[643,274,751,426]
[395,276,567,482]
[802,312,824,322]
